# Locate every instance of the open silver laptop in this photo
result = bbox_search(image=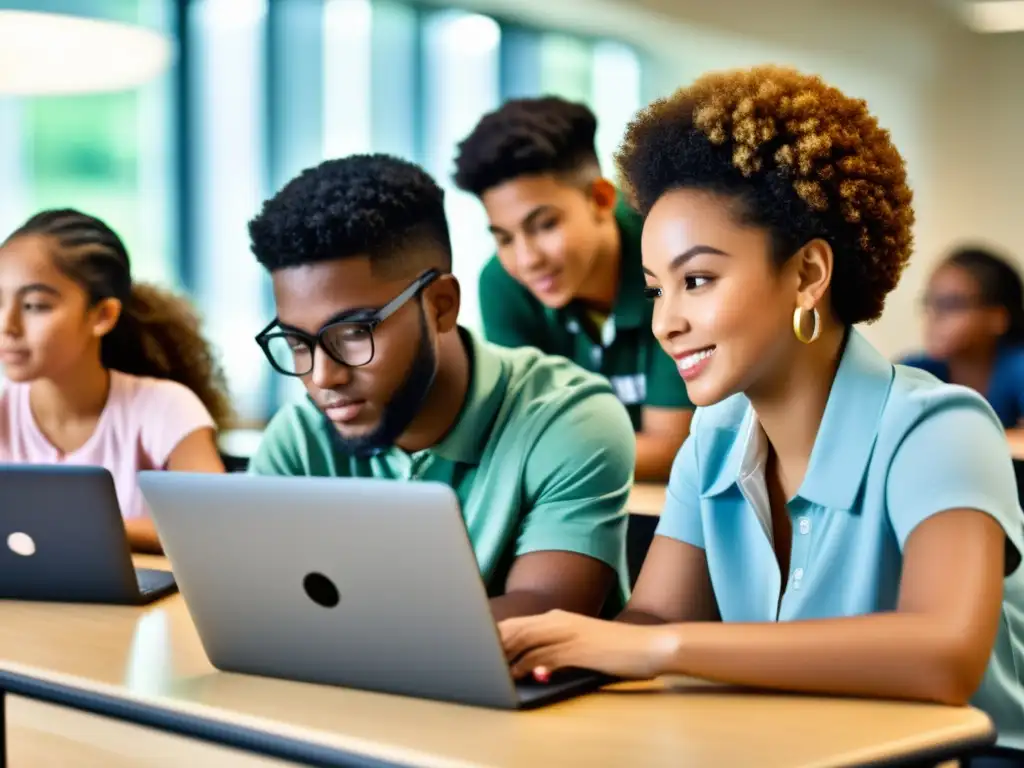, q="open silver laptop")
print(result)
[0,465,177,604]
[138,472,609,710]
